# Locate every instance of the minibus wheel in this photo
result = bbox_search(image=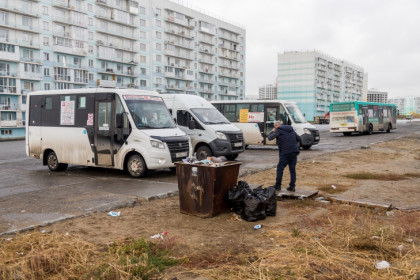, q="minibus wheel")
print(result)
[127,154,147,178]
[368,124,373,135]
[196,146,212,160]
[386,123,392,133]
[47,151,68,172]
